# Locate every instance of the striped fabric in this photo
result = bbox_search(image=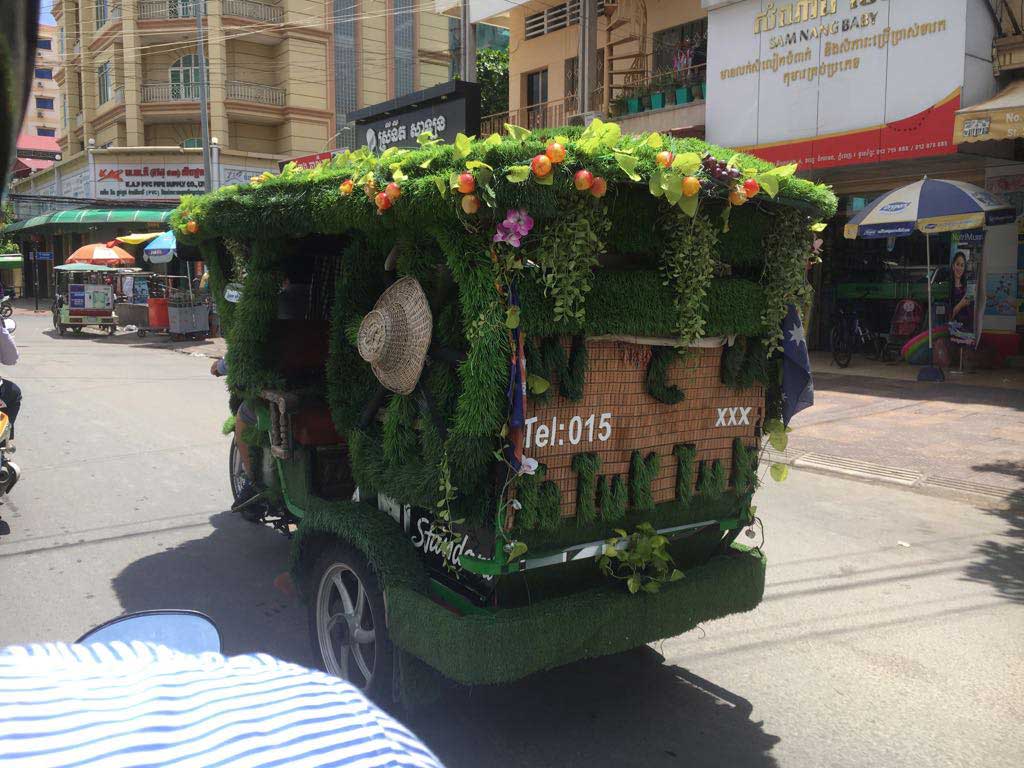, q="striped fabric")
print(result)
[0,642,444,768]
